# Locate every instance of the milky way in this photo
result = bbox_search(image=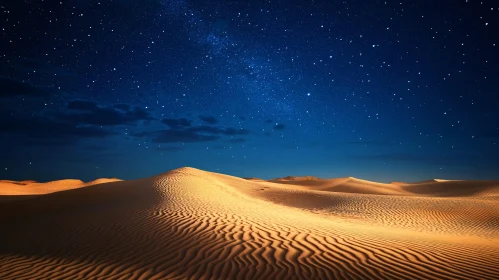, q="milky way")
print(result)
[1,0,498,182]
